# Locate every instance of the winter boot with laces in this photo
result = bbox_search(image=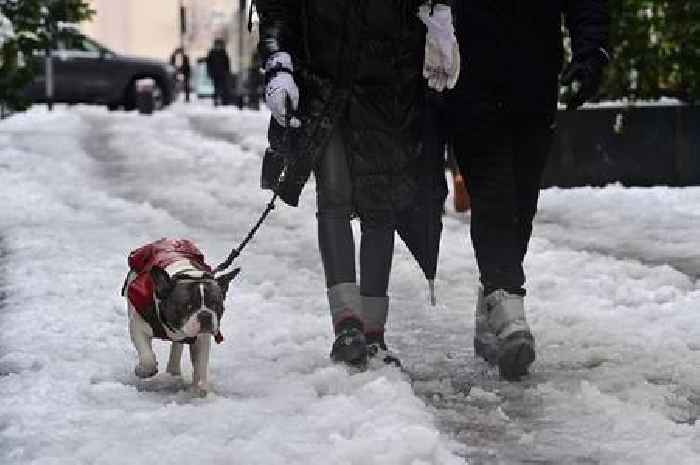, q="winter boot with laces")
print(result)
[330,317,368,368]
[366,332,401,368]
[474,286,535,380]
